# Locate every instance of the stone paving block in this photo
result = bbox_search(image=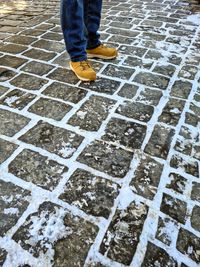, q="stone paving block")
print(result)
[59,169,119,218]
[0,179,30,236]
[47,67,79,85]
[116,101,154,122]
[0,85,9,96]
[158,97,185,126]
[21,61,55,76]
[32,39,65,53]
[68,95,115,131]
[19,121,84,158]
[0,54,28,68]
[0,109,30,137]
[145,124,175,159]
[22,48,57,61]
[0,89,36,110]
[0,248,7,266]
[136,88,163,106]
[178,65,199,80]
[43,82,87,104]
[156,216,178,246]
[117,83,138,99]
[190,102,200,117]
[160,193,187,224]
[118,45,147,57]
[5,35,37,45]
[41,32,63,41]
[10,73,48,91]
[102,117,147,149]
[133,72,170,90]
[170,80,193,100]
[130,155,163,200]
[20,29,45,37]
[0,67,16,82]
[106,27,139,38]
[100,200,148,265]
[141,242,178,267]
[0,43,28,54]
[0,138,18,164]
[166,173,187,195]
[0,26,21,34]
[13,202,98,266]
[170,154,199,178]
[191,205,200,232]
[102,64,135,80]
[153,63,176,77]
[191,182,200,202]
[122,56,153,69]
[28,97,72,120]
[9,149,68,190]
[177,228,200,263]
[77,140,134,178]
[79,77,121,95]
